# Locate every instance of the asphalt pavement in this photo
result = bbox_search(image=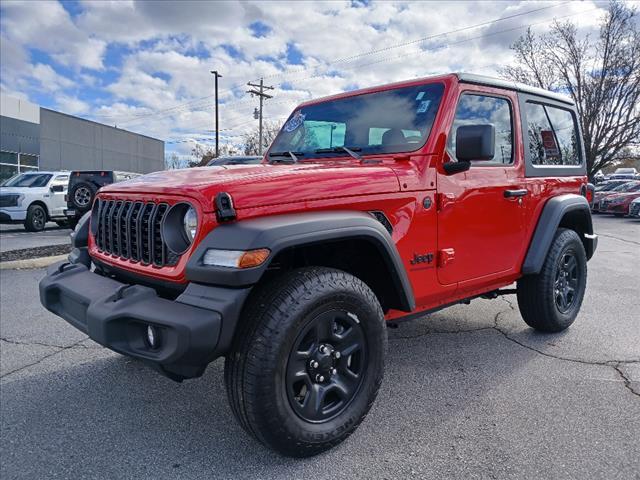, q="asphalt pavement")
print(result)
[0,215,638,479]
[0,223,71,253]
